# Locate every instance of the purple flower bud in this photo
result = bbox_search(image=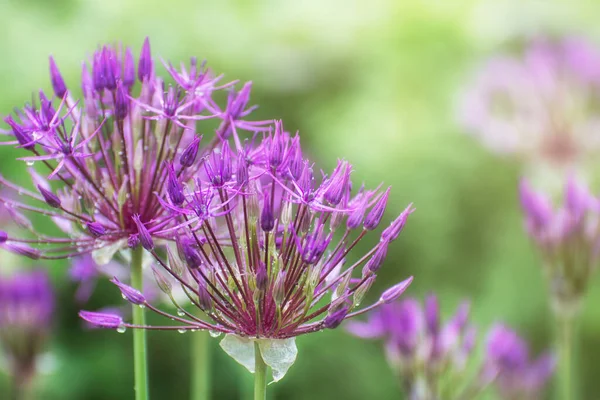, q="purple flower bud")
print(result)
[256,262,268,291]
[288,136,303,180]
[111,277,146,305]
[364,187,391,230]
[347,197,368,230]
[92,51,106,92]
[152,266,172,294]
[167,164,185,205]
[260,190,275,232]
[128,234,140,249]
[365,242,388,273]
[5,243,41,259]
[86,222,106,238]
[114,84,128,120]
[324,161,351,206]
[123,48,136,88]
[425,294,440,336]
[182,242,203,269]
[269,121,285,168]
[4,115,34,151]
[132,214,154,250]
[379,276,413,303]
[180,136,201,168]
[486,324,529,370]
[519,179,553,230]
[138,37,153,82]
[273,270,287,305]
[0,231,7,243]
[236,151,249,187]
[324,303,350,329]
[381,204,413,242]
[102,47,118,91]
[38,185,61,208]
[79,310,124,329]
[49,56,67,98]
